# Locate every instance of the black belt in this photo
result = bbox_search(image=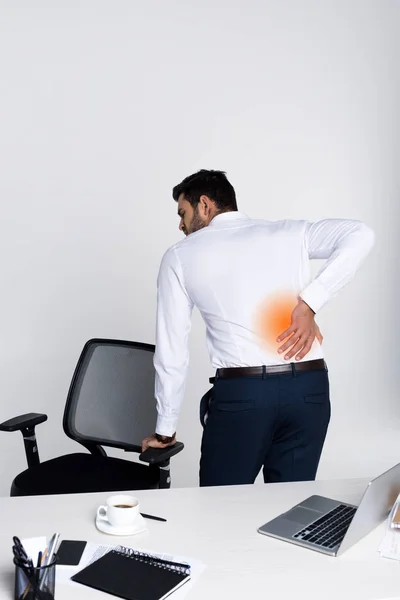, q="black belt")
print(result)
[209,359,326,383]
